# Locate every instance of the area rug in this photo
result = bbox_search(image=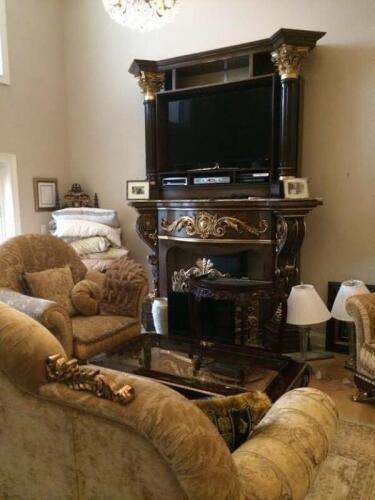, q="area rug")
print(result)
[306,419,375,499]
